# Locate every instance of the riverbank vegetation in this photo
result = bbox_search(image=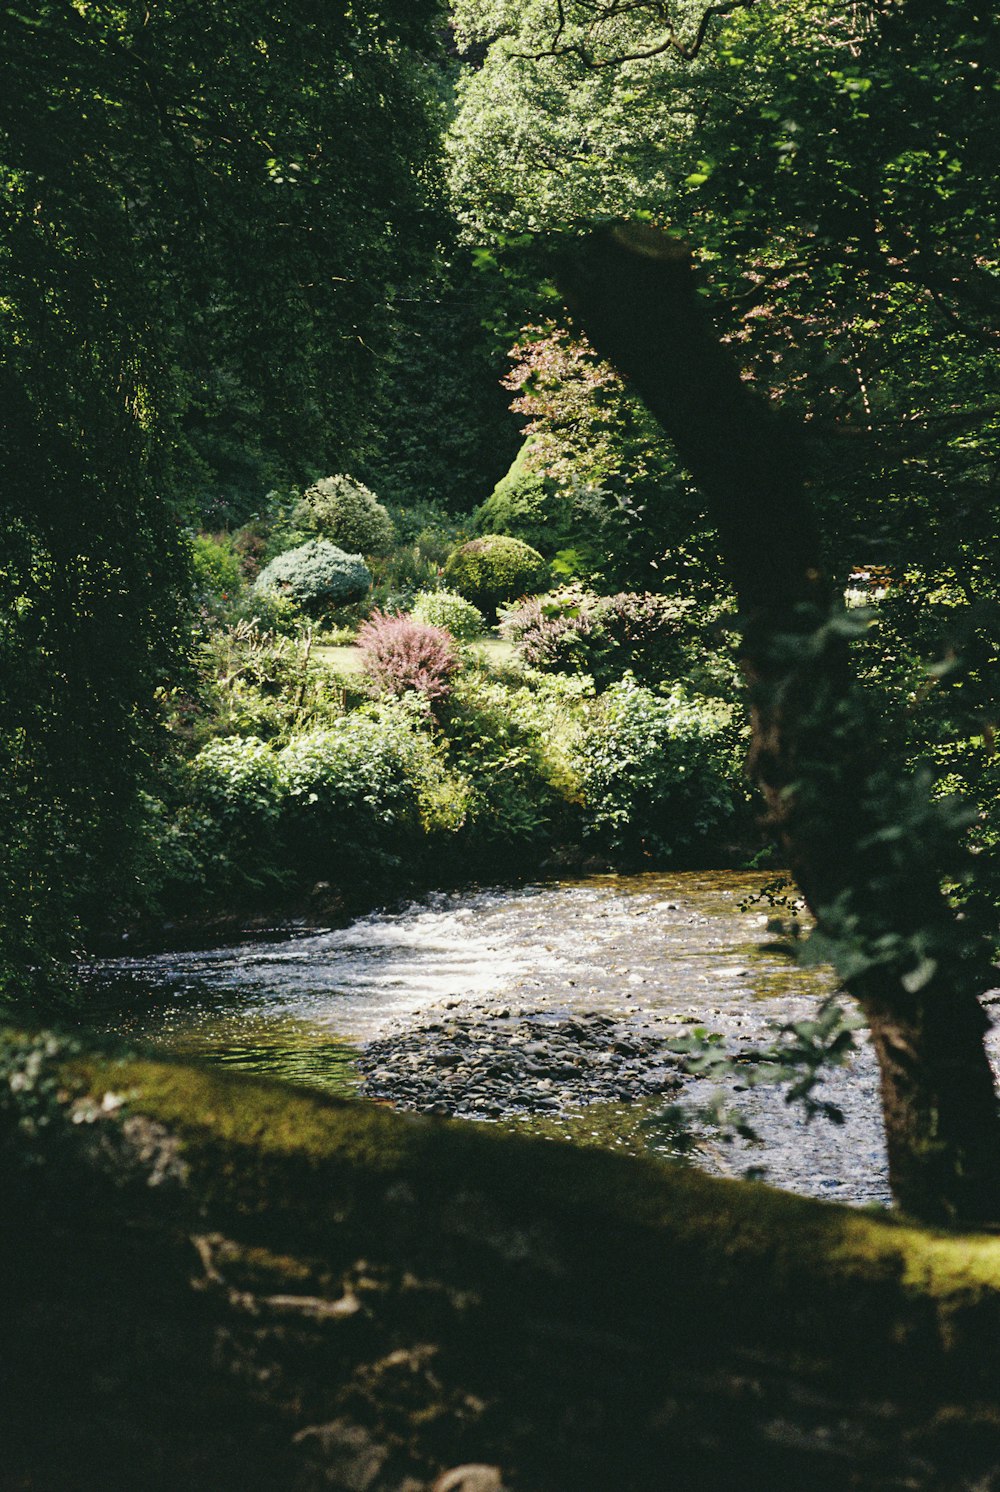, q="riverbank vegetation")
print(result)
[5,1,999,1002]
[5,2,1000,1467]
